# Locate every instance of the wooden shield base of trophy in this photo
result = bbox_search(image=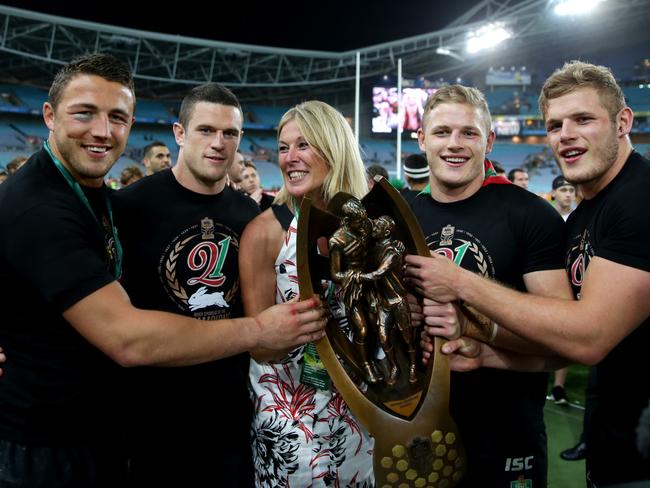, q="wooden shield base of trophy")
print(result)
[297,177,466,488]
